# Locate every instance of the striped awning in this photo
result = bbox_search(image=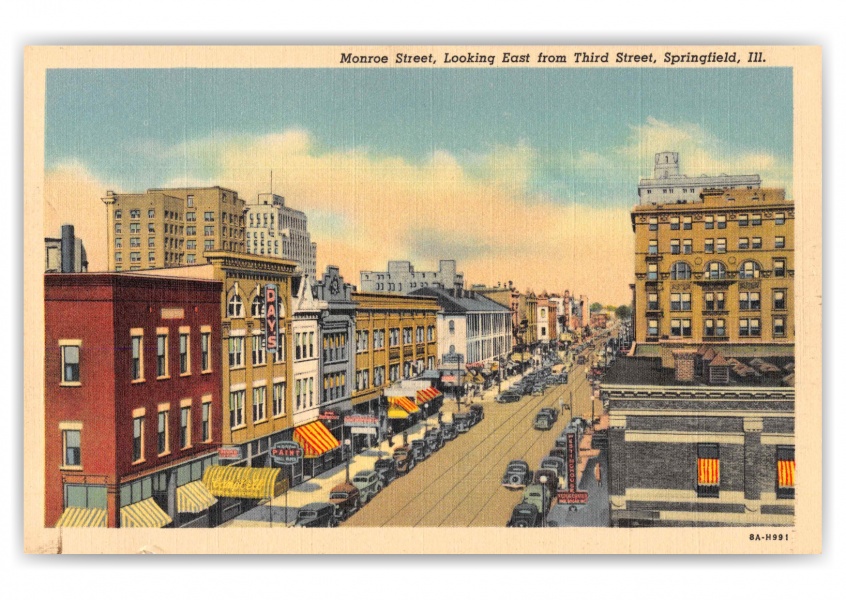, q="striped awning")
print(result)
[697,458,720,485]
[55,506,107,528]
[294,420,341,458]
[177,480,218,514]
[120,497,173,528]
[203,465,282,499]
[778,459,795,487]
[415,387,441,405]
[388,396,419,419]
